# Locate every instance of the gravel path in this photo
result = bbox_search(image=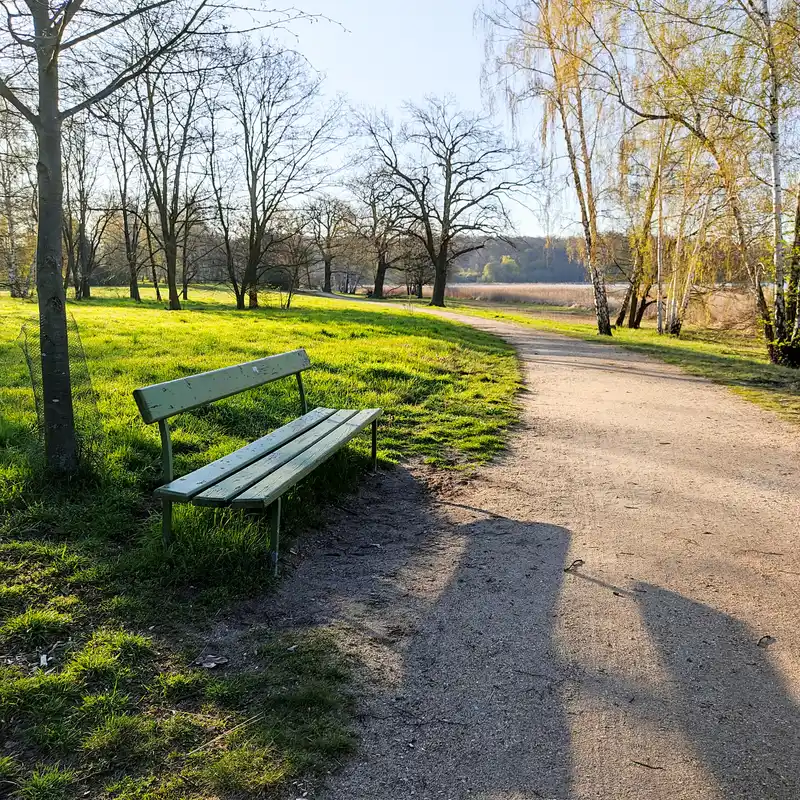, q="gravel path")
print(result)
[276,313,800,800]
